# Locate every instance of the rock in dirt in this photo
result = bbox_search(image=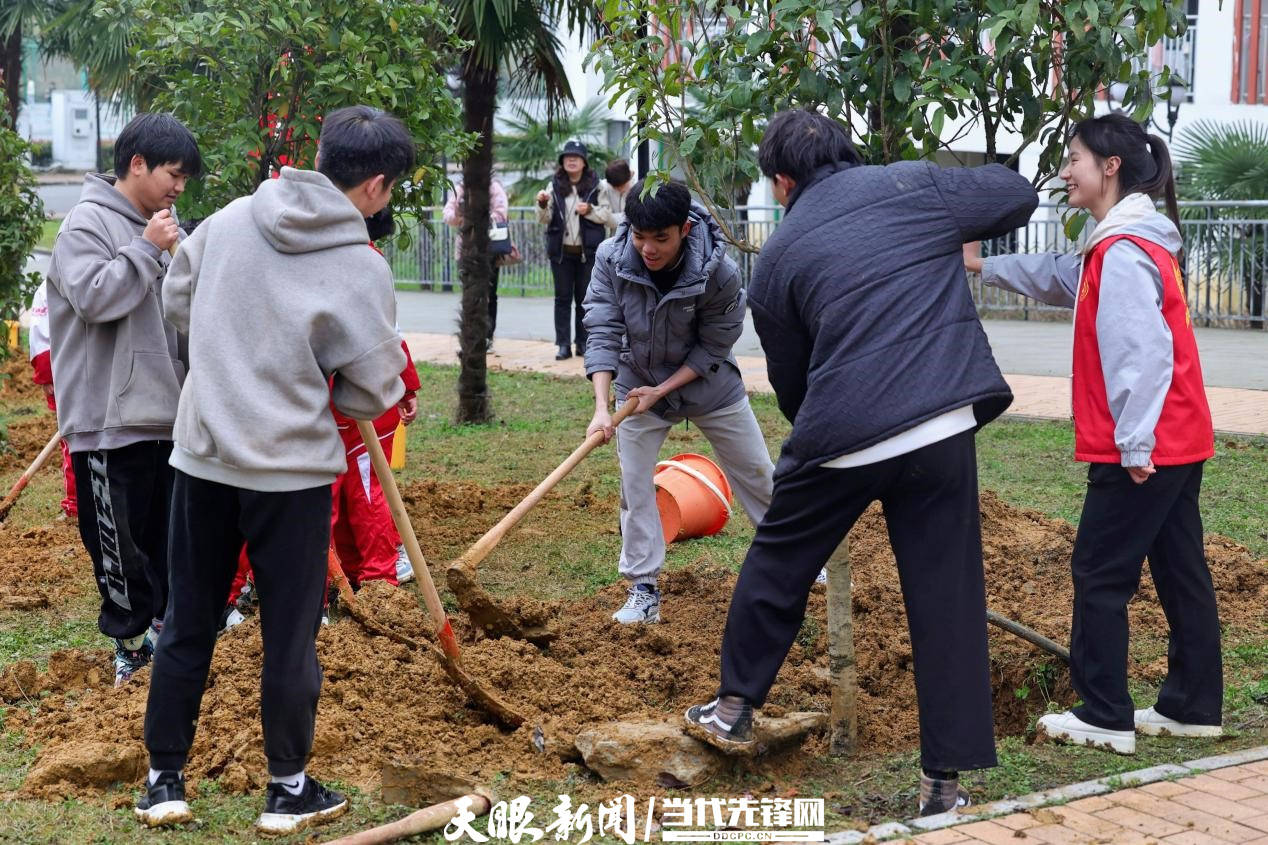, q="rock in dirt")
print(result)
[381,760,491,806]
[24,740,146,796]
[575,719,719,787]
[754,712,830,751]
